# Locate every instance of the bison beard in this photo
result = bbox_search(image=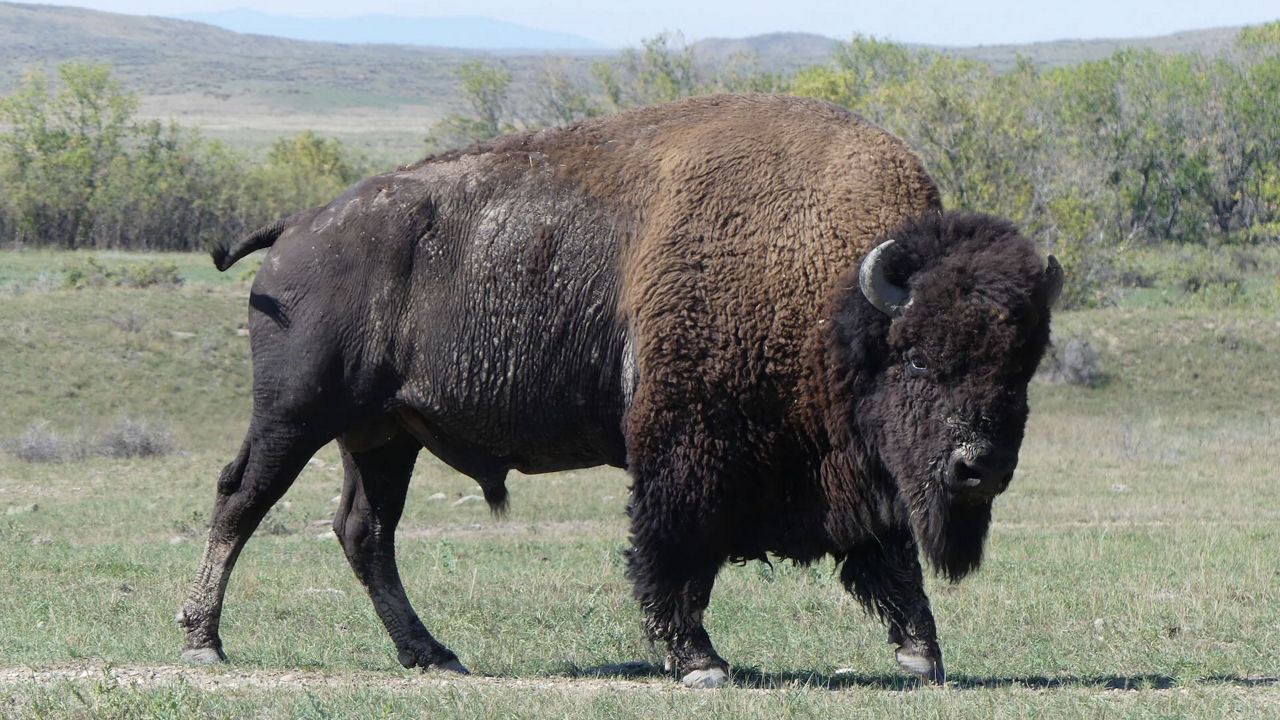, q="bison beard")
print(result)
[176,95,1057,690]
[912,484,994,582]
[895,446,996,583]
